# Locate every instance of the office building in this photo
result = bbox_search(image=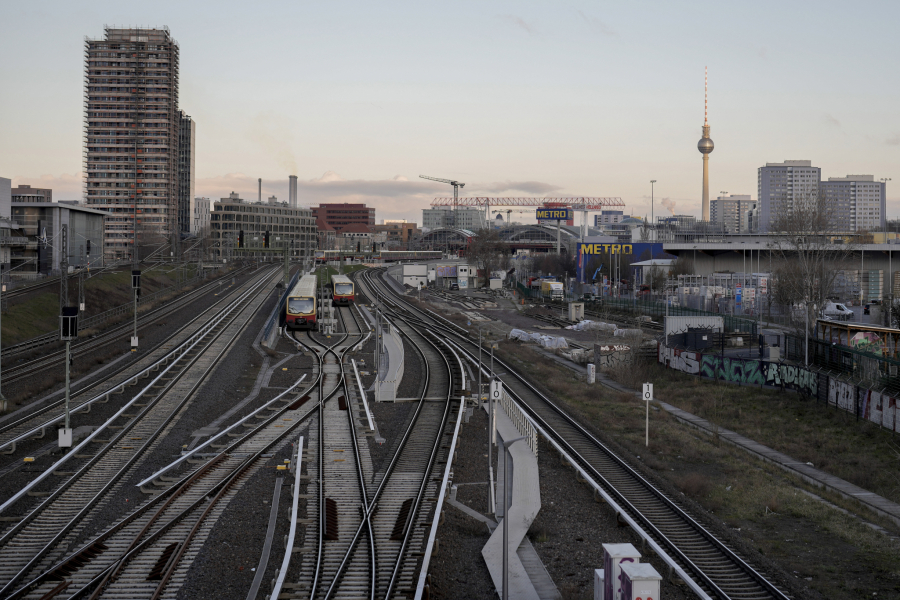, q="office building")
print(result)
[422,207,485,230]
[757,160,821,233]
[192,197,210,234]
[11,185,52,203]
[311,203,375,232]
[371,221,419,248]
[822,175,886,232]
[0,177,10,218]
[710,194,757,233]
[177,111,195,237]
[83,27,183,260]
[10,202,105,273]
[594,211,625,227]
[209,192,316,261]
